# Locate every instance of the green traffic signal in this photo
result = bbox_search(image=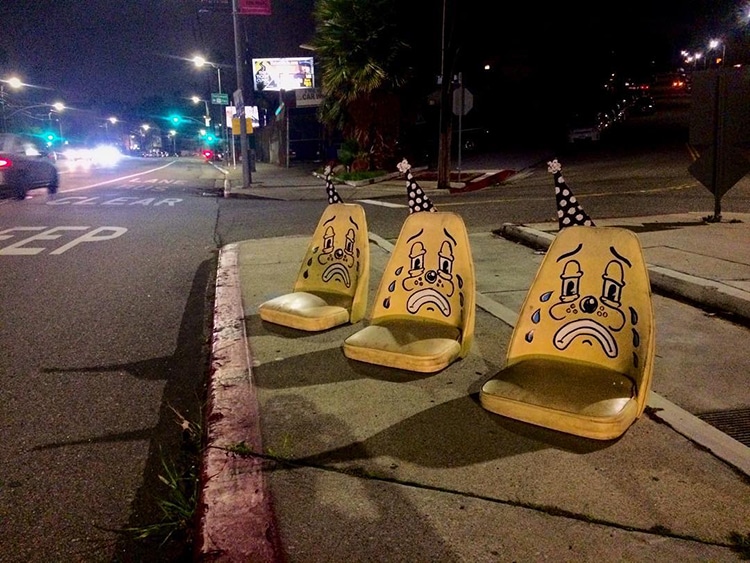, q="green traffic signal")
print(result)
[169,115,181,125]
